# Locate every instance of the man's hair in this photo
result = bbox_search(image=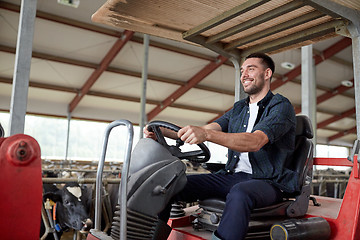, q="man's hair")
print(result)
[245,53,275,80]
